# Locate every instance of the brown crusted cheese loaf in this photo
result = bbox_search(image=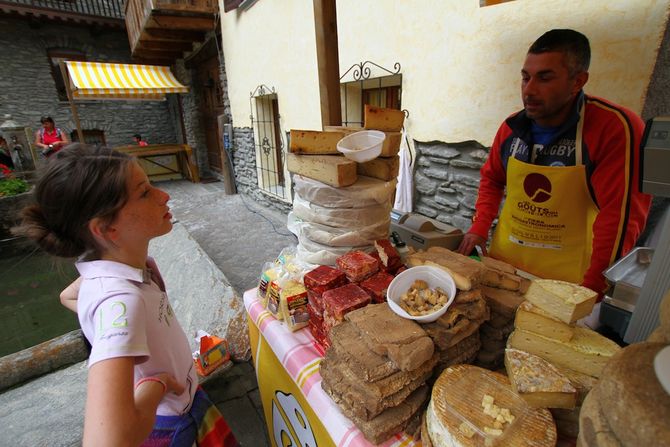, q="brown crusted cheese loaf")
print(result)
[578,388,622,447]
[595,342,670,447]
